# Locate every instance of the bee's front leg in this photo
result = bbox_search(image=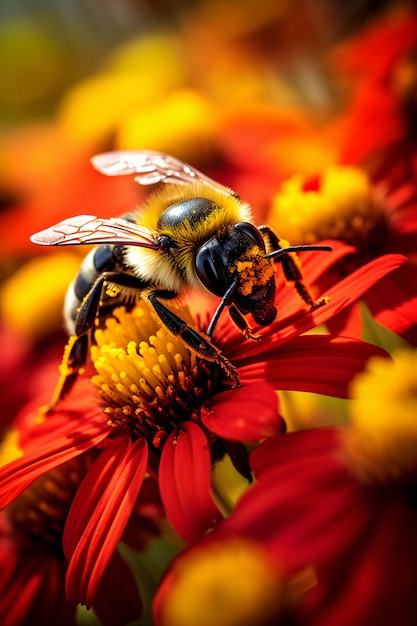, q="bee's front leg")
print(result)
[228,304,260,341]
[145,289,240,387]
